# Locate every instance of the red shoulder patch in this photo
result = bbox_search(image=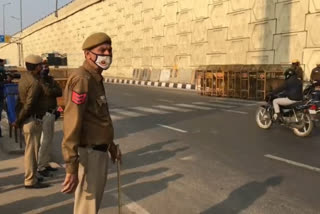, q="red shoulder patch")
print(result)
[72,91,87,105]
